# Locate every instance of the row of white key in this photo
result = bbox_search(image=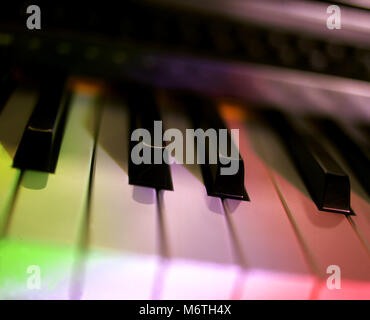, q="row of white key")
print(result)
[0,86,369,299]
